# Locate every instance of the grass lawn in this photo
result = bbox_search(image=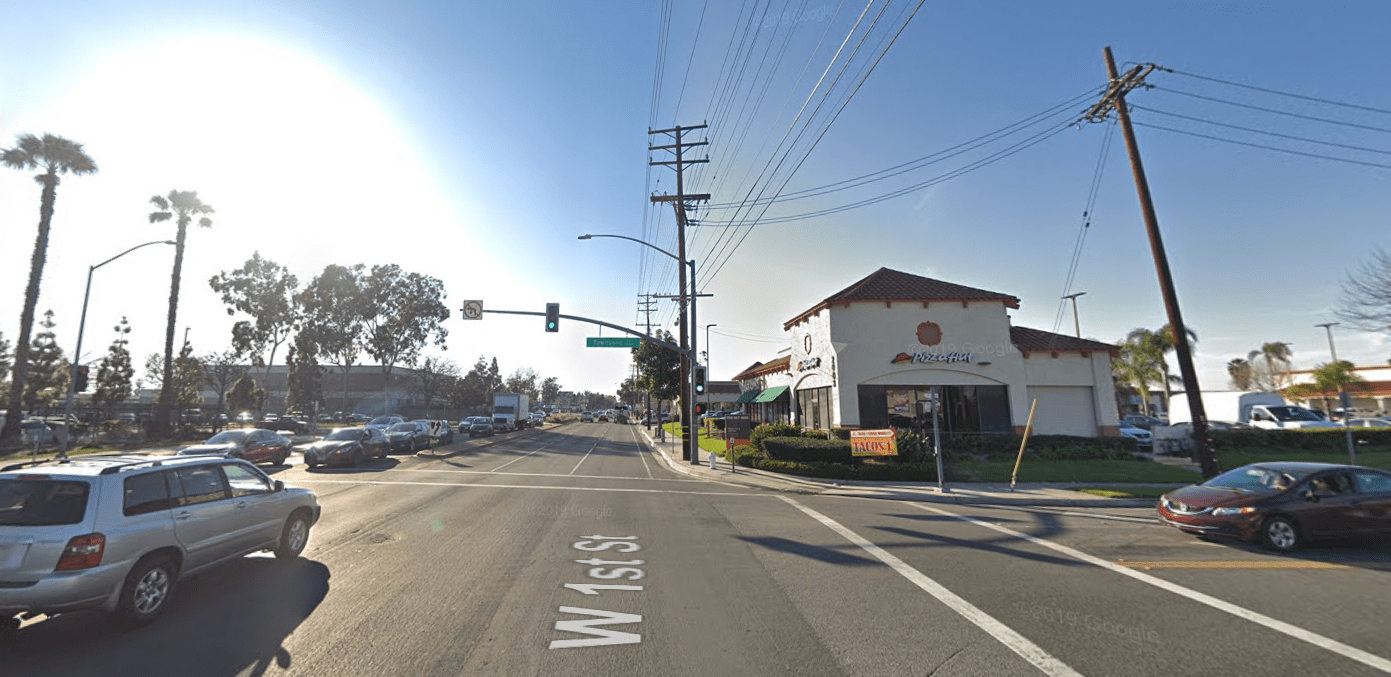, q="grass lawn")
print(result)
[1071,485,1179,499]
[1217,450,1391,472]
[660,422,728,453]
[954,459,1202,484]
